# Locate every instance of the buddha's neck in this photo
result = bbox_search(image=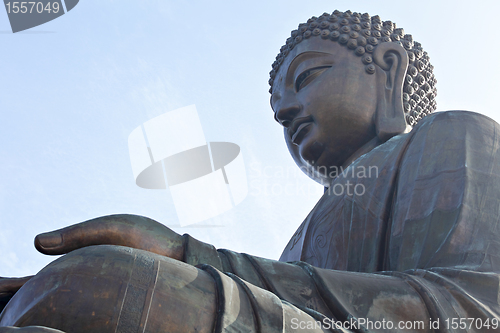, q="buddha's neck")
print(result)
[341,136,383,170]
[325,136,384,189]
